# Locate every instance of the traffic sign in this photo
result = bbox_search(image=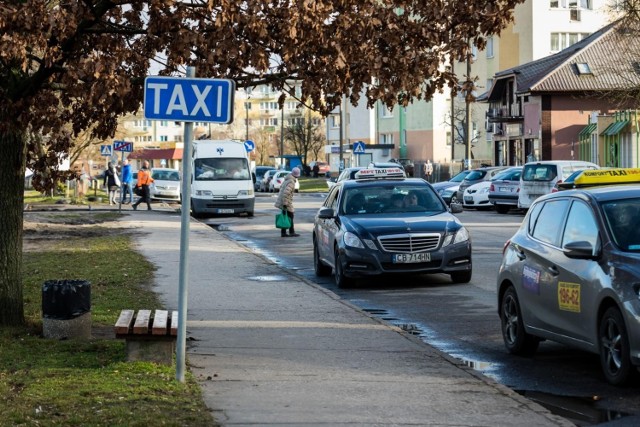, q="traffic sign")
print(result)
[353,141,366,154]
[244,140,255,152]
[113,140,133,152]
[100,145,112,156]
[143,76,235,123]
